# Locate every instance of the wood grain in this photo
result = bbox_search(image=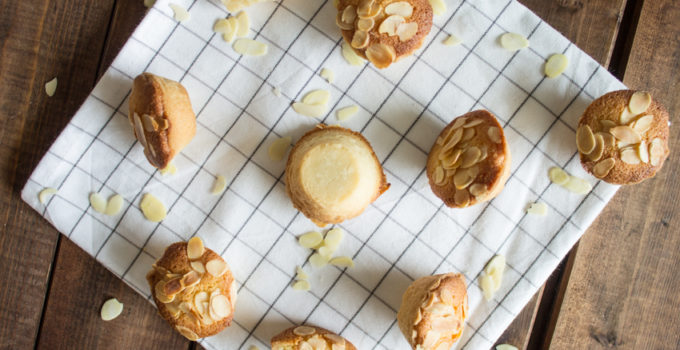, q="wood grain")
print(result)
[33,1,190,349]
[549,0,680,348]
[0,0,120,347]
